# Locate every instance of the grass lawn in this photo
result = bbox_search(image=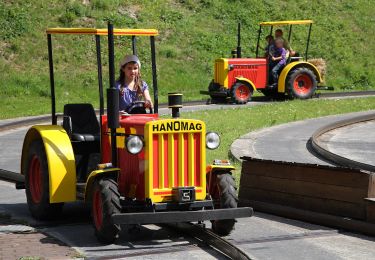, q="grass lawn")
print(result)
[1,1,374,118]
[177,97,375,183]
